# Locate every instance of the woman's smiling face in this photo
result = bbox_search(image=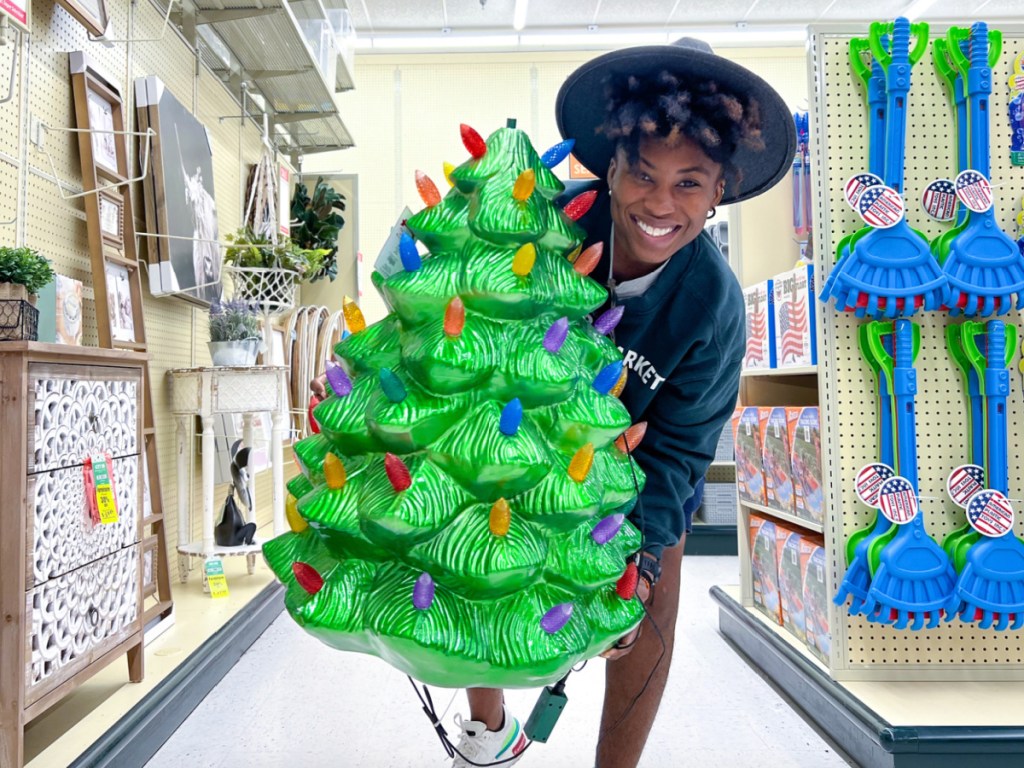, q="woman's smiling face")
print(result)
[607,135,725,279]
